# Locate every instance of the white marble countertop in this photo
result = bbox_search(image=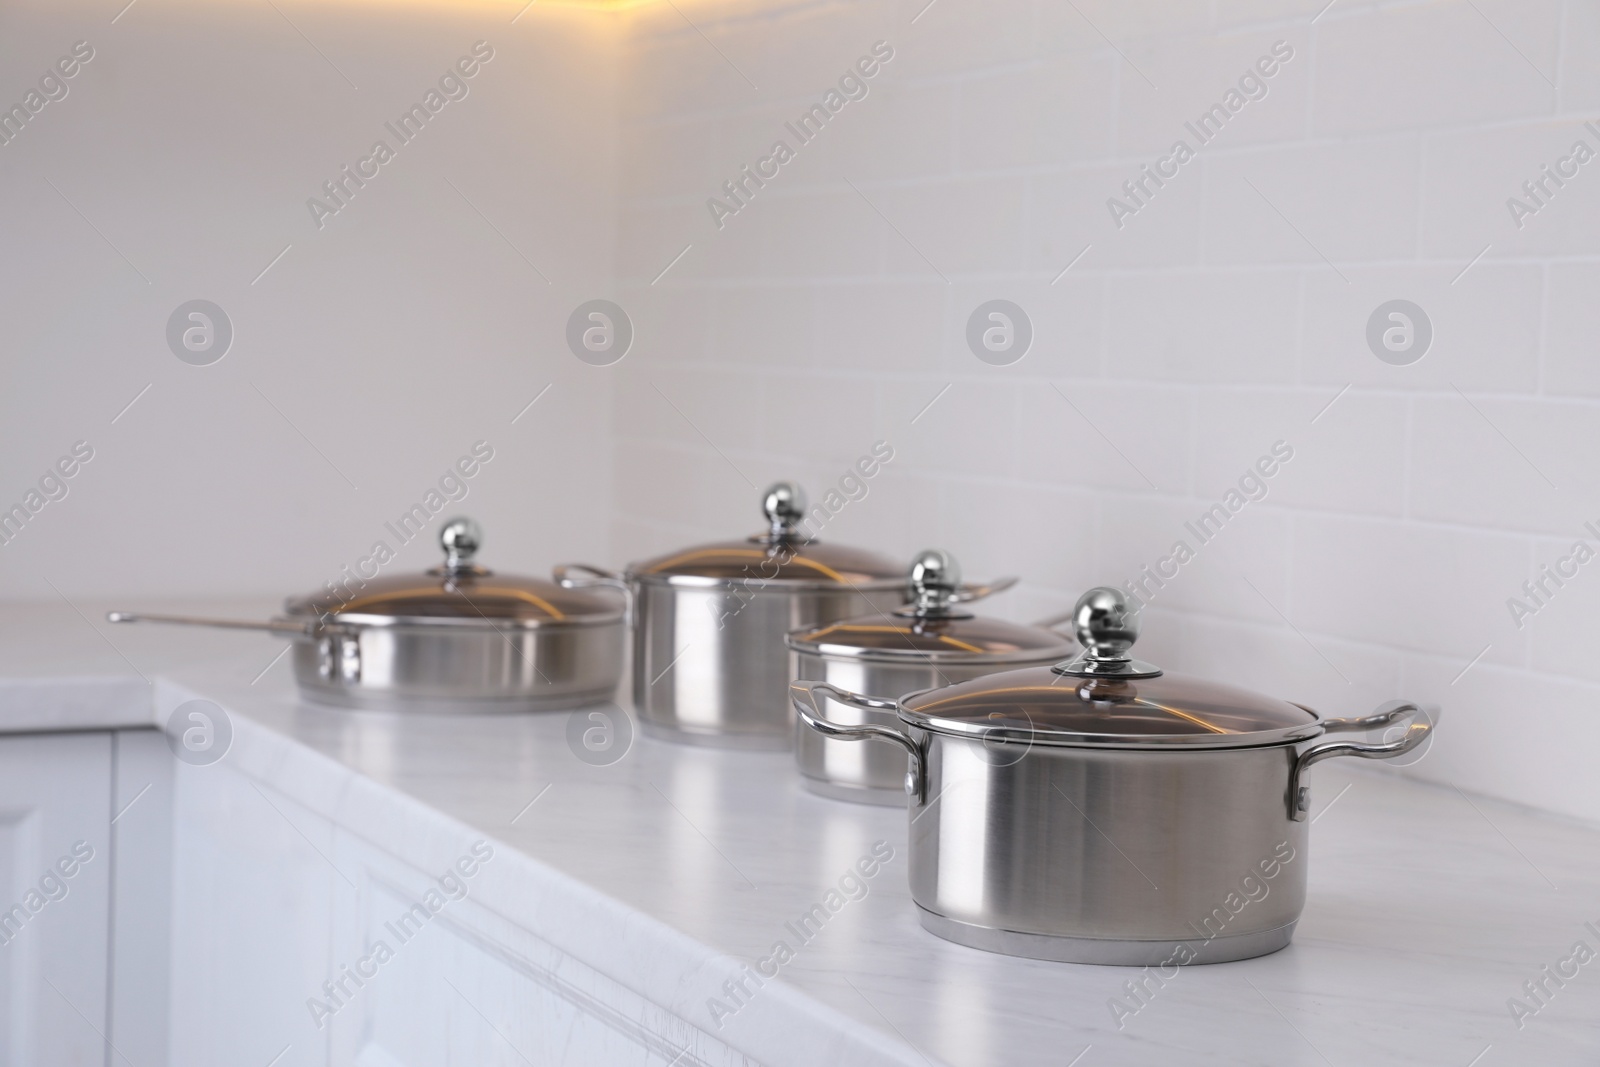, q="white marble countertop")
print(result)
[4,601,1599,1066]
